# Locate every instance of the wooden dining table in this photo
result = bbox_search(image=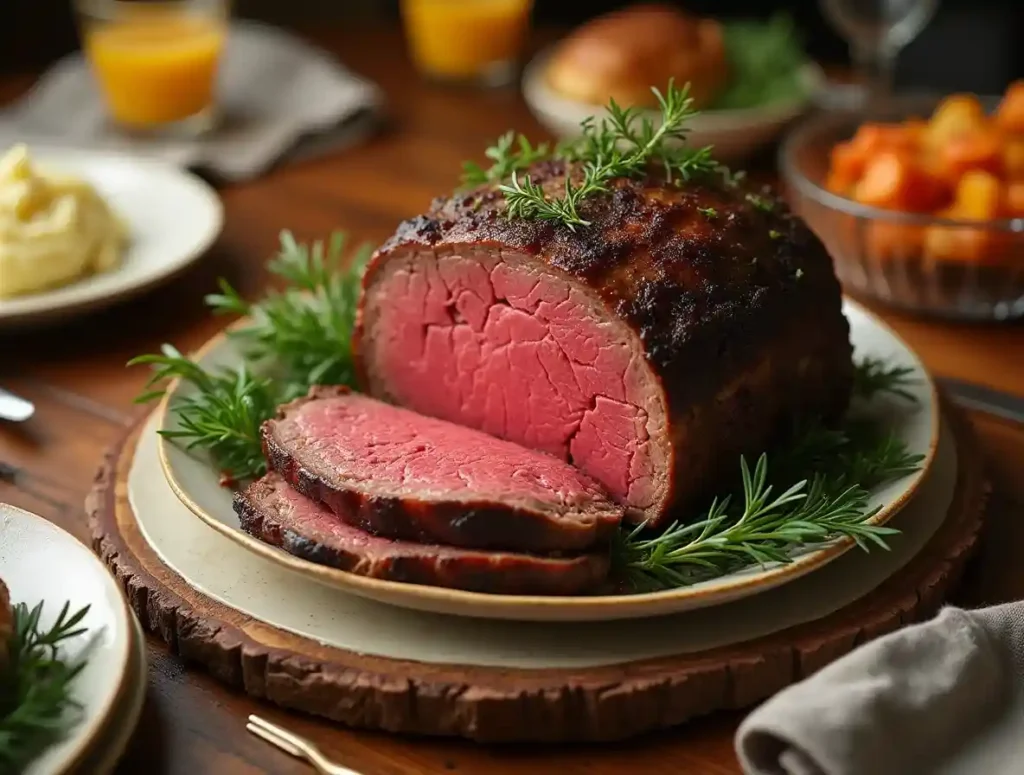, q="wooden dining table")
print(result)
[2,24,1024,775]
